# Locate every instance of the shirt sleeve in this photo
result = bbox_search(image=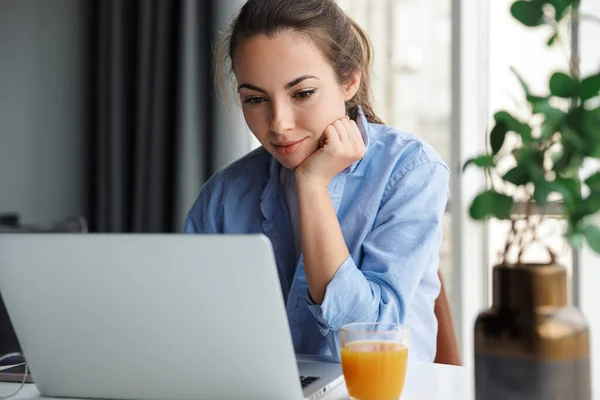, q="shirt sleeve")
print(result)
[306,161,449,359]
